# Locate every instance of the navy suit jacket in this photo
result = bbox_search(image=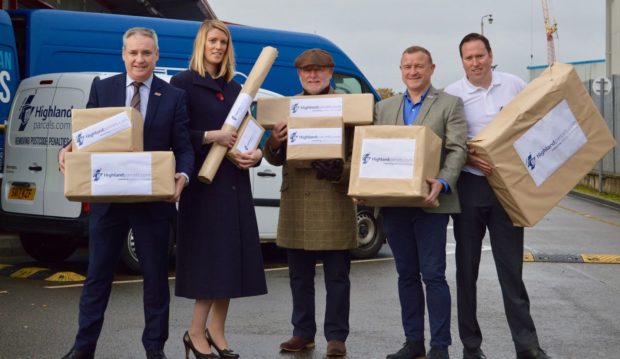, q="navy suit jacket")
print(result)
[86,73,194,220]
